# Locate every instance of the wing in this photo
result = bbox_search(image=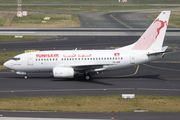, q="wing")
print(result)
[73,64,107,72]
[57,63,115,72]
